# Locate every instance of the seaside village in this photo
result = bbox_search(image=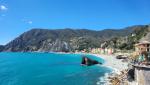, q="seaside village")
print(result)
[79,48,114,55]
[79,40,150,85]
[78,45,115,55]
